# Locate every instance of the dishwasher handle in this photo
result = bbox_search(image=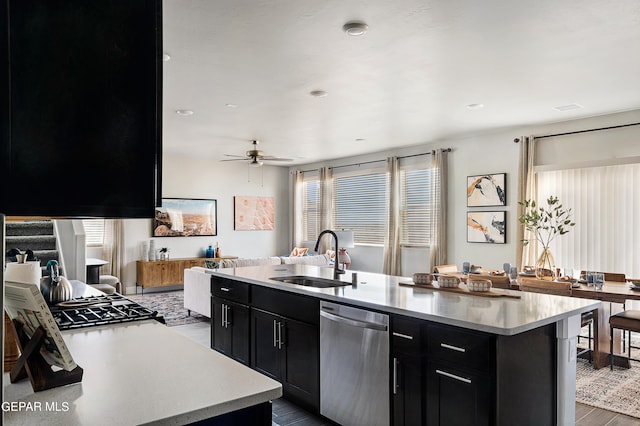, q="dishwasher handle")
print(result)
[320,309,388,331]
